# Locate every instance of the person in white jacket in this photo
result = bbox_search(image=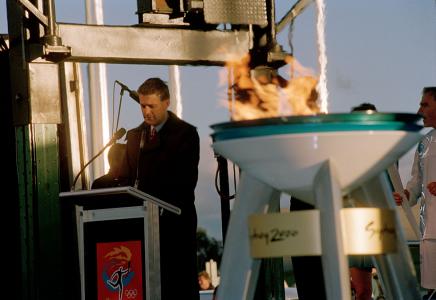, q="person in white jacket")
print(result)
[394,86,436,300]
